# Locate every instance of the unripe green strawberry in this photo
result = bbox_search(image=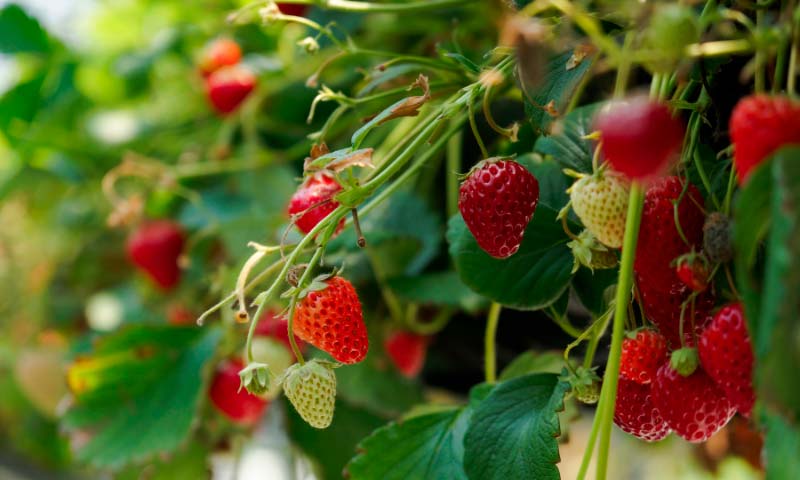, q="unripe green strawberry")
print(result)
[569,171,630,248]
[248,337,294,398]
[564,366,602,405]
[283,359,336,429]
